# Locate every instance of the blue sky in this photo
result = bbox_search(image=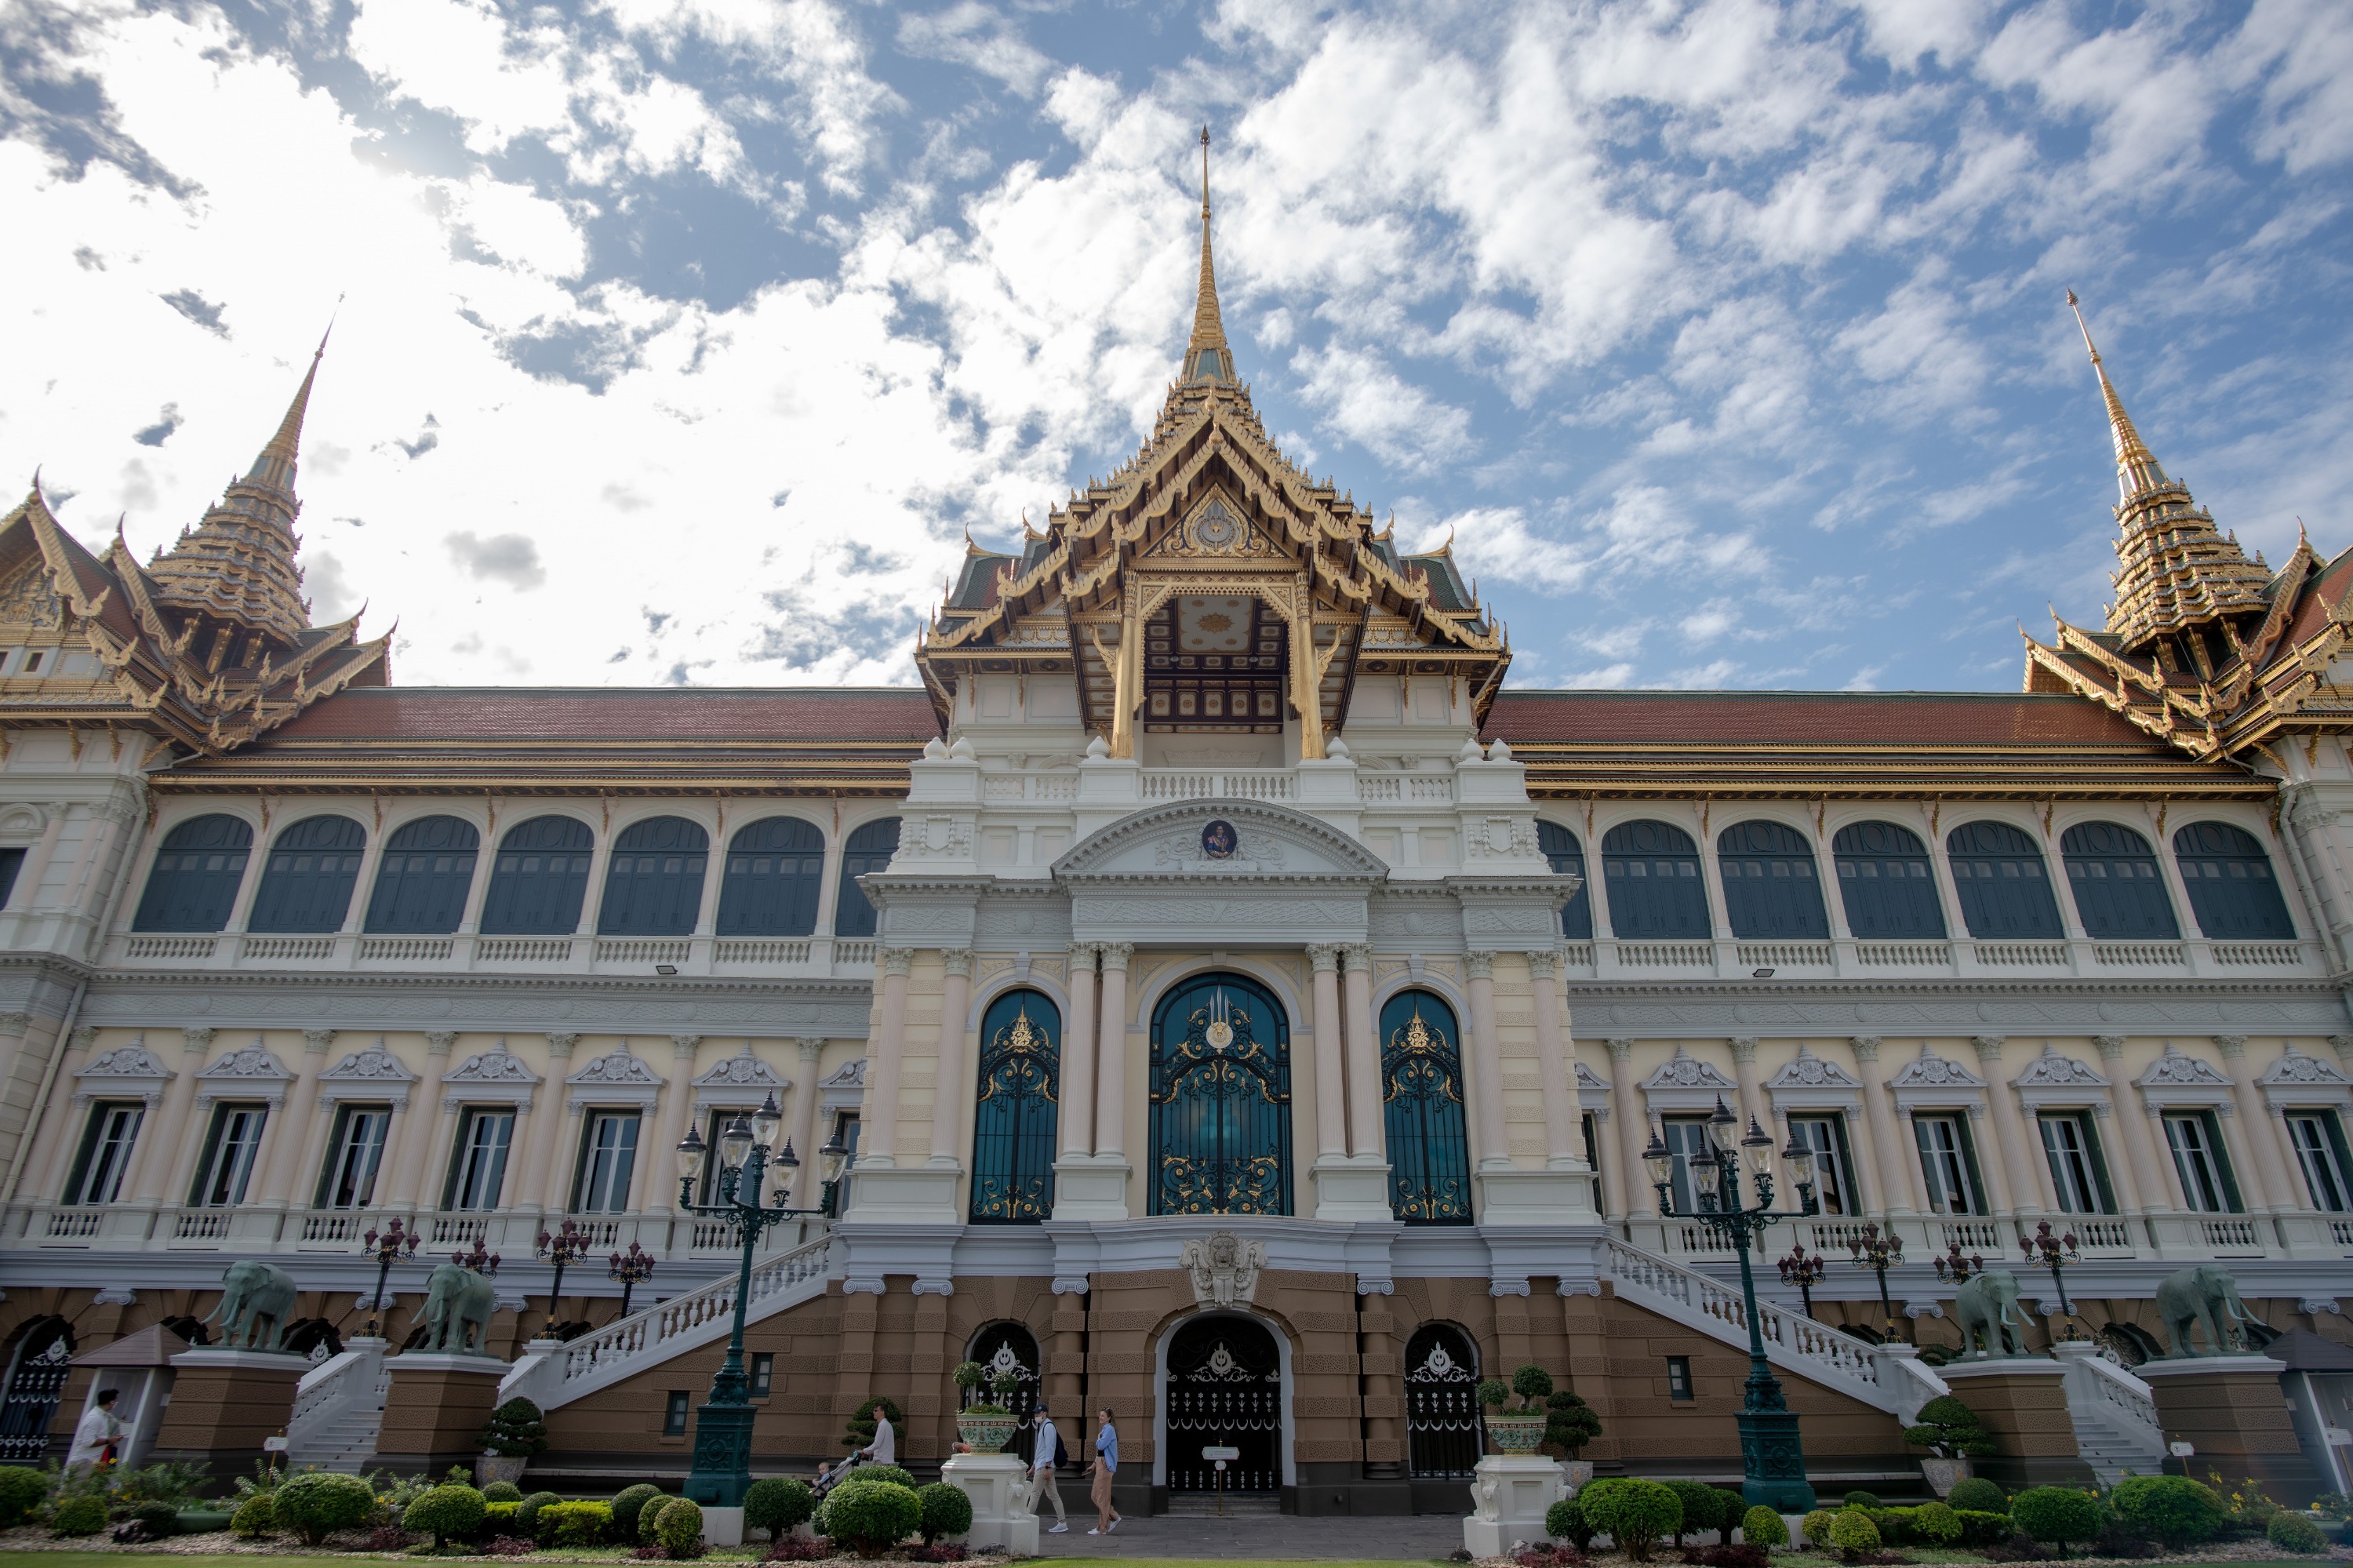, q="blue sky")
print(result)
[2,0,2348,692]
